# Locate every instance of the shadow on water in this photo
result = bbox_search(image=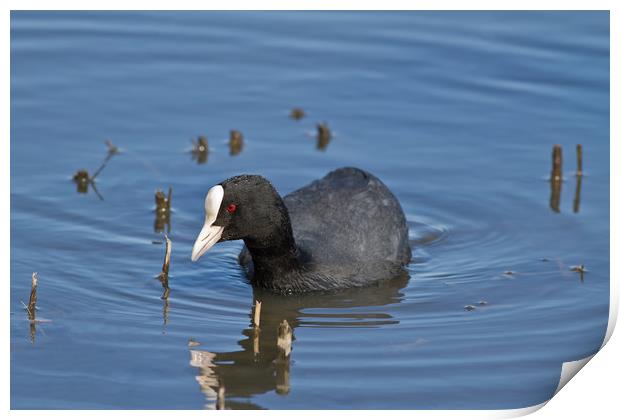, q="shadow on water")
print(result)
[189,273,409,409]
